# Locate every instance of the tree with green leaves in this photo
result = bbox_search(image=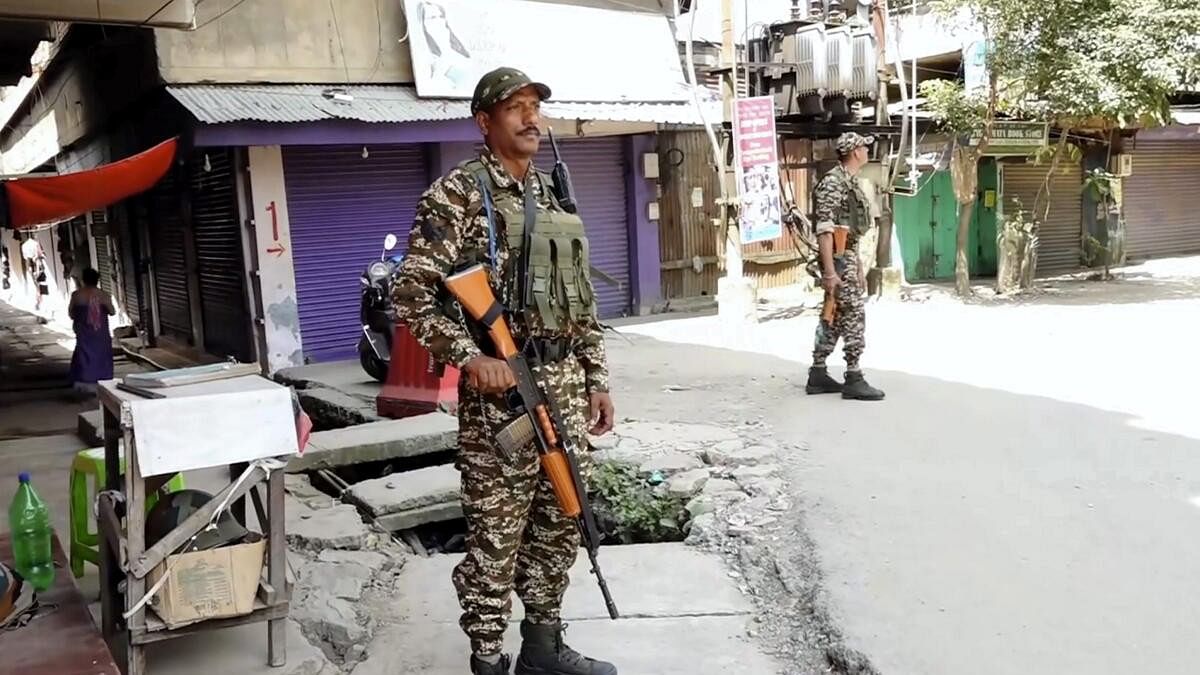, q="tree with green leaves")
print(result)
[916,0,1200,295]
